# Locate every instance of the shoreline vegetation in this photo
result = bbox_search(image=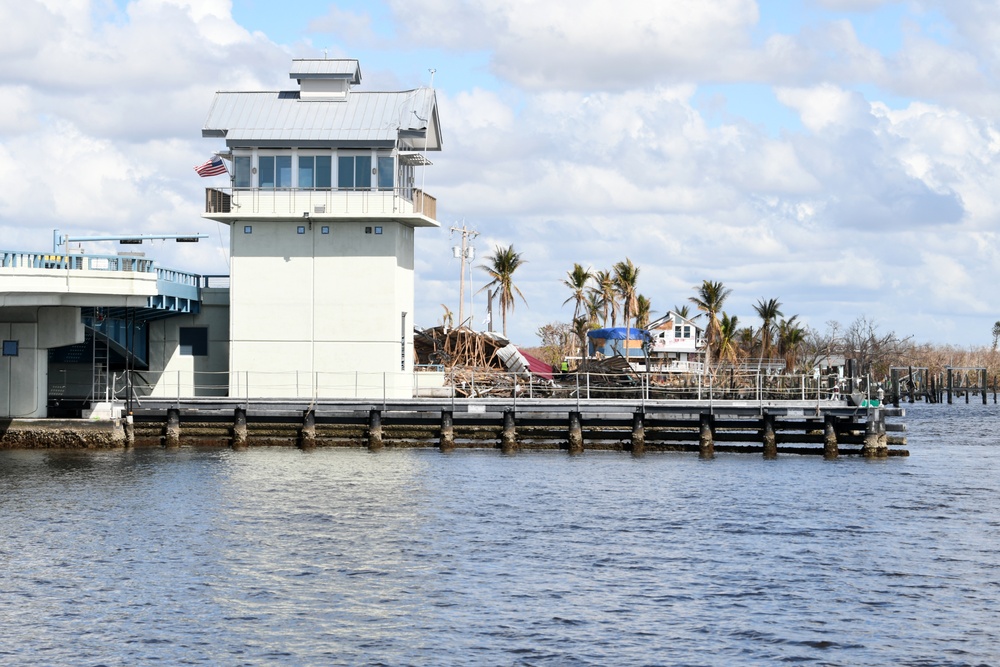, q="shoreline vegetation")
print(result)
[482,259,1000,382]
